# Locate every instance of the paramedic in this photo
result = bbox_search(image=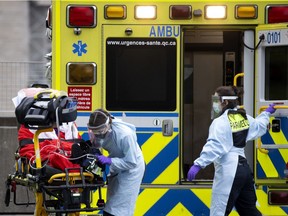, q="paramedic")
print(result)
[87,109,145,216]
[187,86,276,216]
